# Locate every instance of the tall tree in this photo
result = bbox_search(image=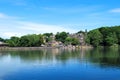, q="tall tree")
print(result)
[55,32,68,43]
[65,37,73,45]
[88,29,103,47]
[105,32,118,46]
[7,36,20,47]
[71,38,79,45]
[43,33,53,42]
[0,37,5,42]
